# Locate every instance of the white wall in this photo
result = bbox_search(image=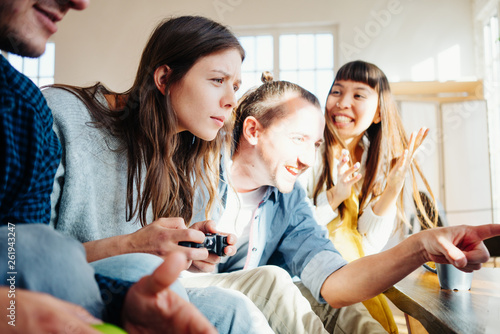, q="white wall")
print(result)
[53,0,476,91]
